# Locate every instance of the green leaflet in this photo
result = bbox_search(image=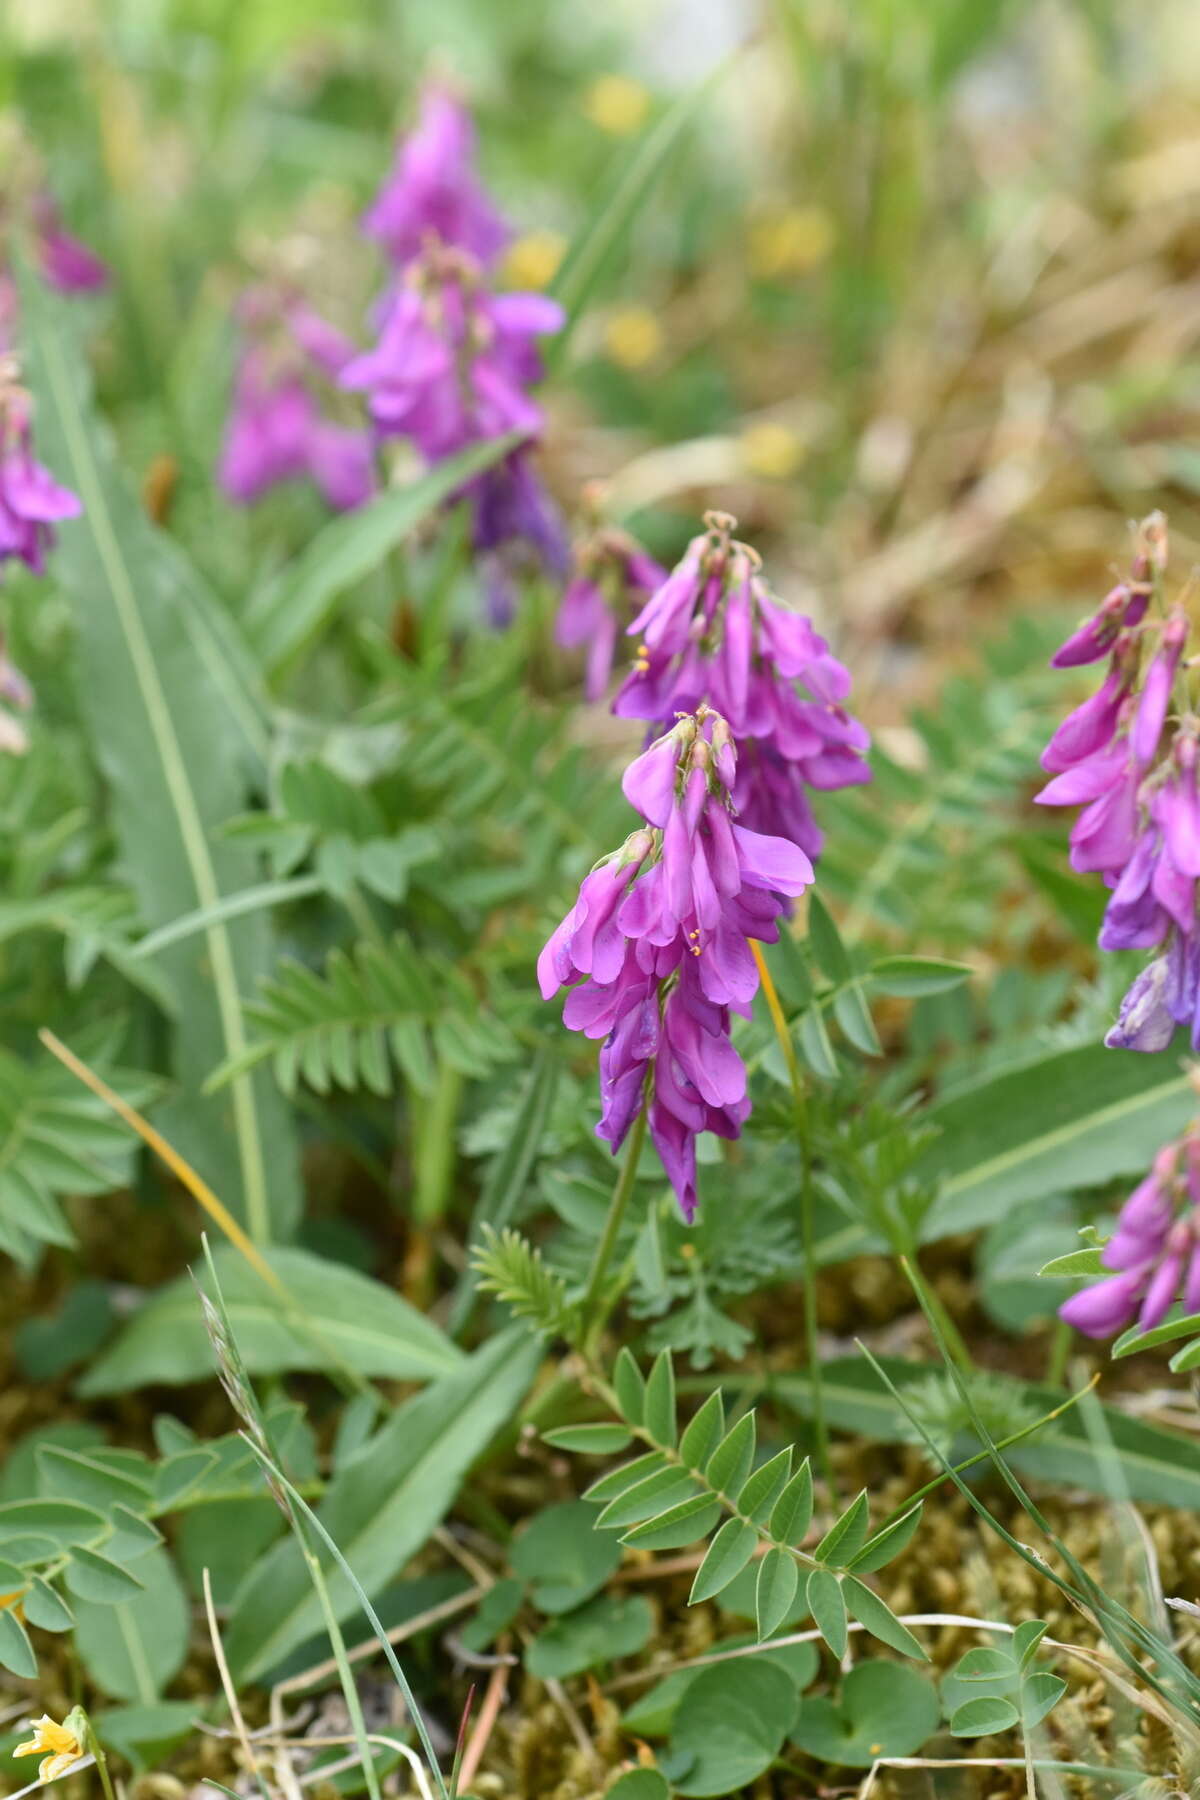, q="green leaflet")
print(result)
[78,1244,464,1395]
[224,1329,540,1680]
[71,1546,189,1703]
[19,275,300,1243]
